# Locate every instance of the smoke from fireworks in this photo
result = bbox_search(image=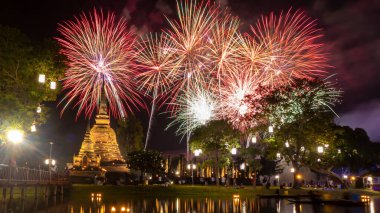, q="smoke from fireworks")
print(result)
[57,9,142,119]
